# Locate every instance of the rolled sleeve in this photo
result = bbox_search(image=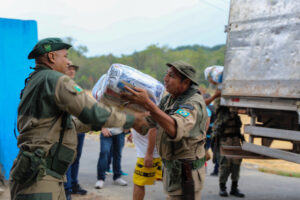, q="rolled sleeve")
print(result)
[168,104,198,142]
